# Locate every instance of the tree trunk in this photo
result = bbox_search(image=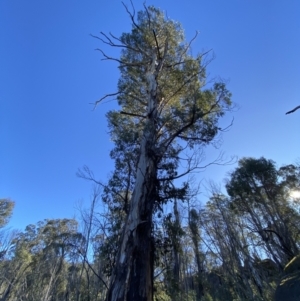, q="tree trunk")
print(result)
[188,210,204,300]
[106,54,159,301]
[106,137,156,301]
[194,252,204,300]
[173,200,181,288]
